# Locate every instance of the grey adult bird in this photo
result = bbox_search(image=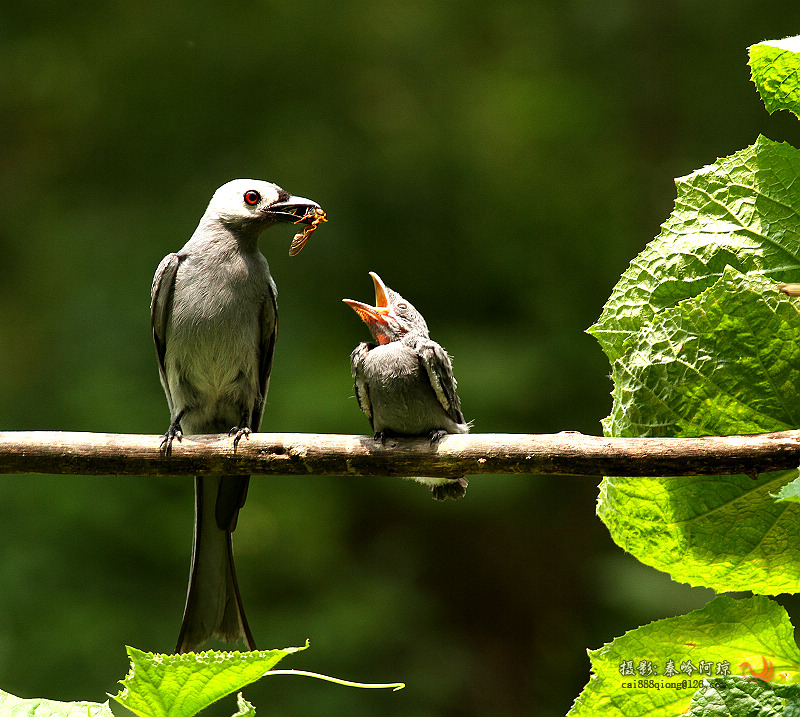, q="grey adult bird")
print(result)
[151,179,323,653]
[343,272,470,500]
